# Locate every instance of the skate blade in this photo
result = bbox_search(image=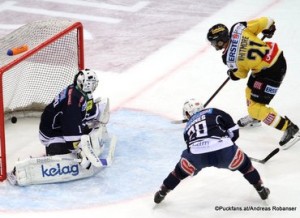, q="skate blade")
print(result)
[281,131,300,150]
